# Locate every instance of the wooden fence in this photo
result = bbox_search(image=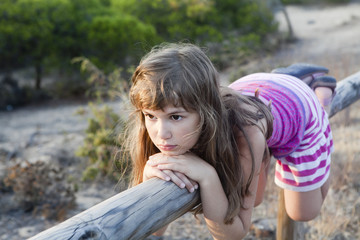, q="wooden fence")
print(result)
[30,70,360,240]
